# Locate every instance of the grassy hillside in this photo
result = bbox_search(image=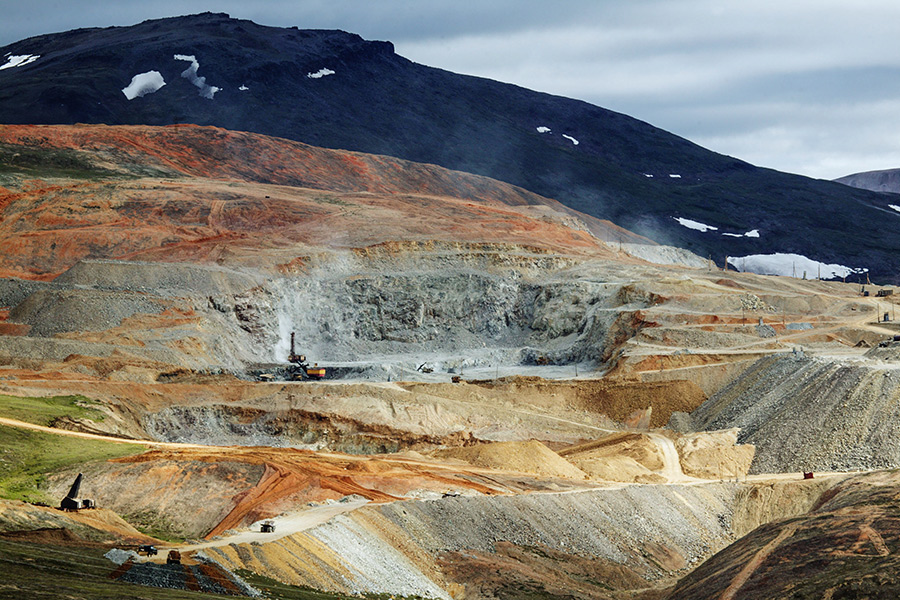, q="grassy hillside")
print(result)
[0,394,145,503]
